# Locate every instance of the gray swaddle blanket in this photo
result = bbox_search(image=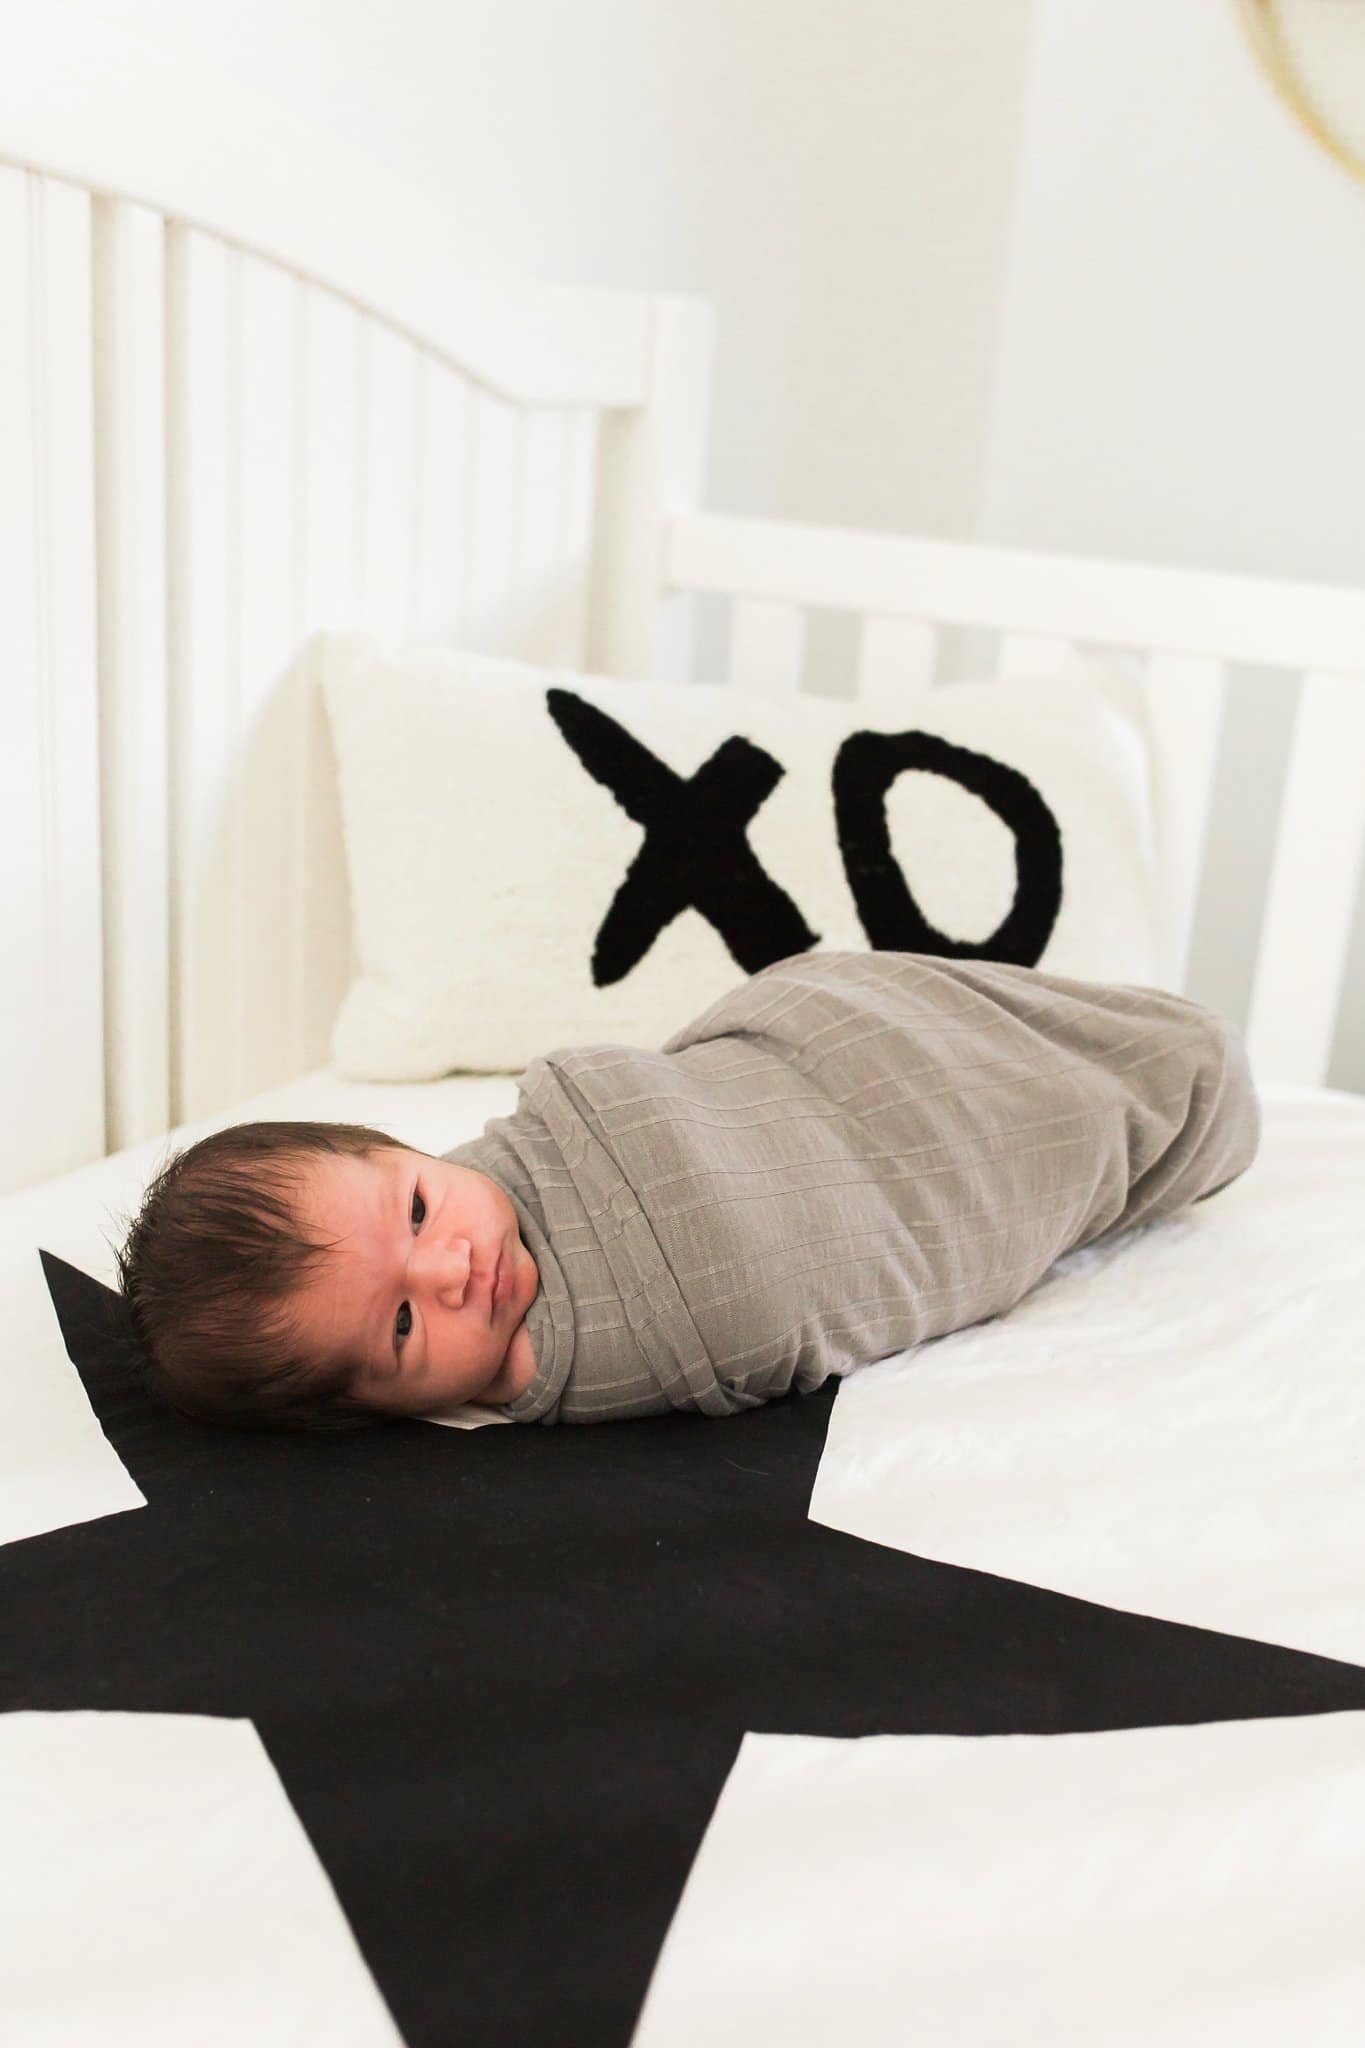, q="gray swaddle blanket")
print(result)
[441,950,1261,1426]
